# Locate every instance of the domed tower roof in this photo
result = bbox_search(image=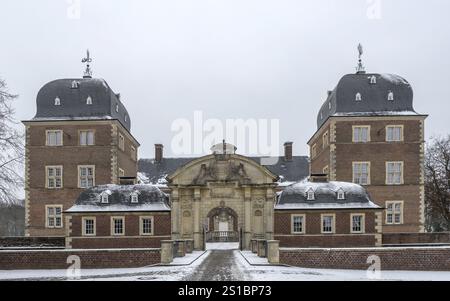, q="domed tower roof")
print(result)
[33,77,131,131]
[316,72,421,129]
